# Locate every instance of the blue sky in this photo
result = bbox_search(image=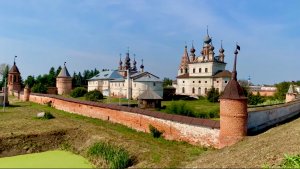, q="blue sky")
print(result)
[0,0,299,84]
